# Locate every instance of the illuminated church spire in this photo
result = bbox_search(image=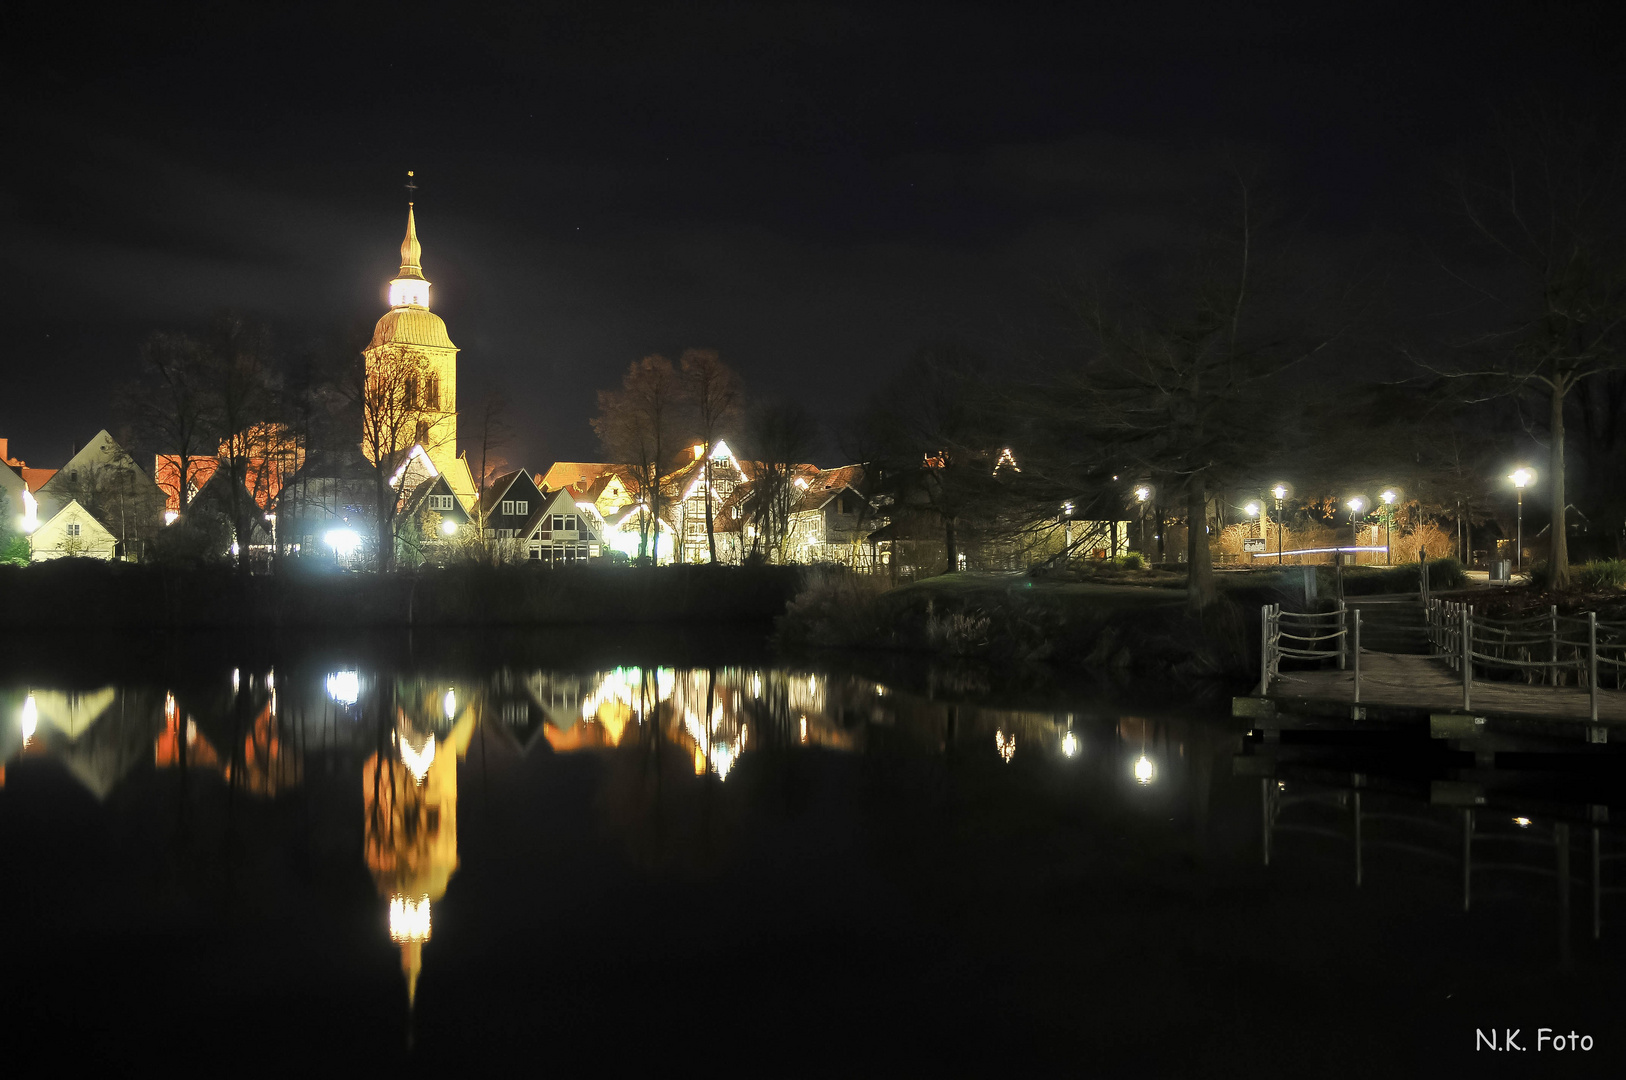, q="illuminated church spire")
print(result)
[388,173,430,308]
